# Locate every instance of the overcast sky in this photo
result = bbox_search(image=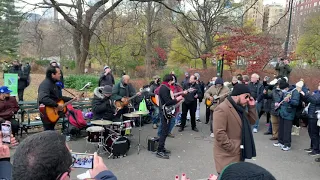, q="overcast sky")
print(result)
[18,0,287,15]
